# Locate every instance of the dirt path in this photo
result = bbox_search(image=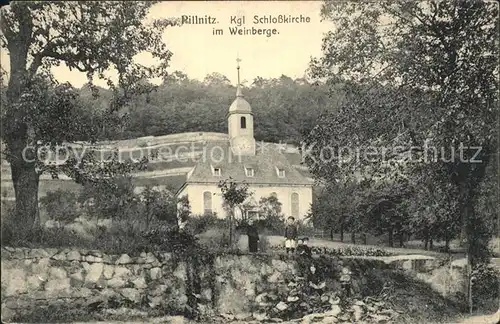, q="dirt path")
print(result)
[257,235,446,257]
[450,310,500,324]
